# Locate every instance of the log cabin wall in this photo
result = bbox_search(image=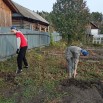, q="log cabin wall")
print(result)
[0,0,12,27]
[12,19,21,28]
[12,19,30,29]
[12,19,49,32]
[12,19,37,30]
